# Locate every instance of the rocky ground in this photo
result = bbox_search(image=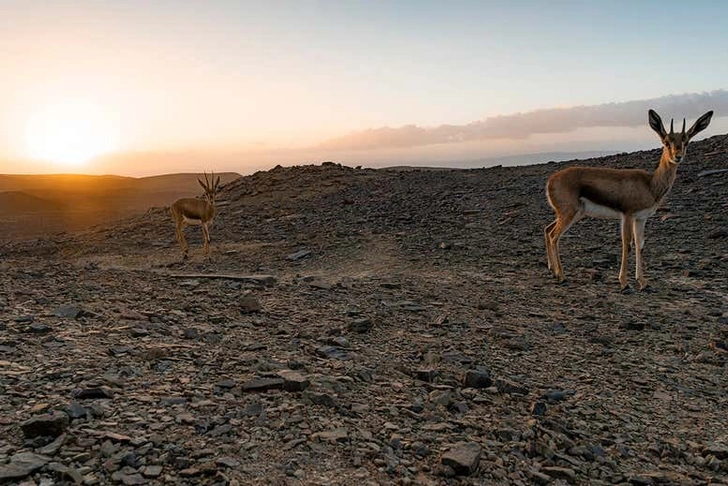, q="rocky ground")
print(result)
[1,135,727,485]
